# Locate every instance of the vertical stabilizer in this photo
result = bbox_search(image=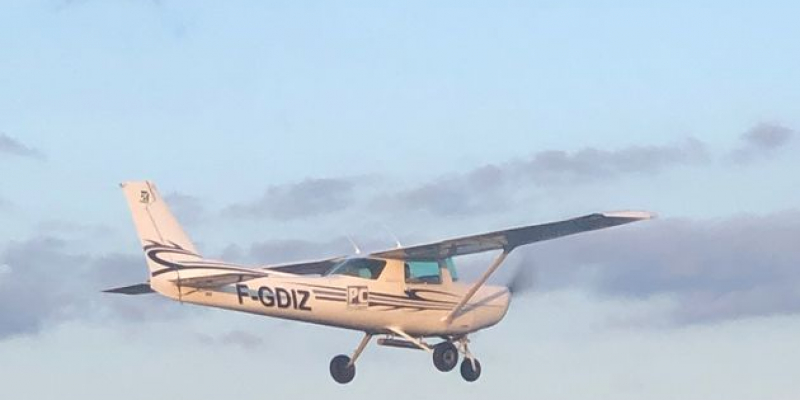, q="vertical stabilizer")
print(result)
[120,181,201,298]
[121,181,198,257]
